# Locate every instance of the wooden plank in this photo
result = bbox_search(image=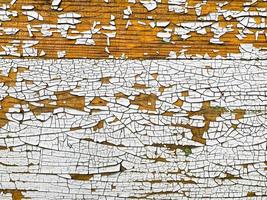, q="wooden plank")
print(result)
[0,0,266,58]
[0,59,266,199]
